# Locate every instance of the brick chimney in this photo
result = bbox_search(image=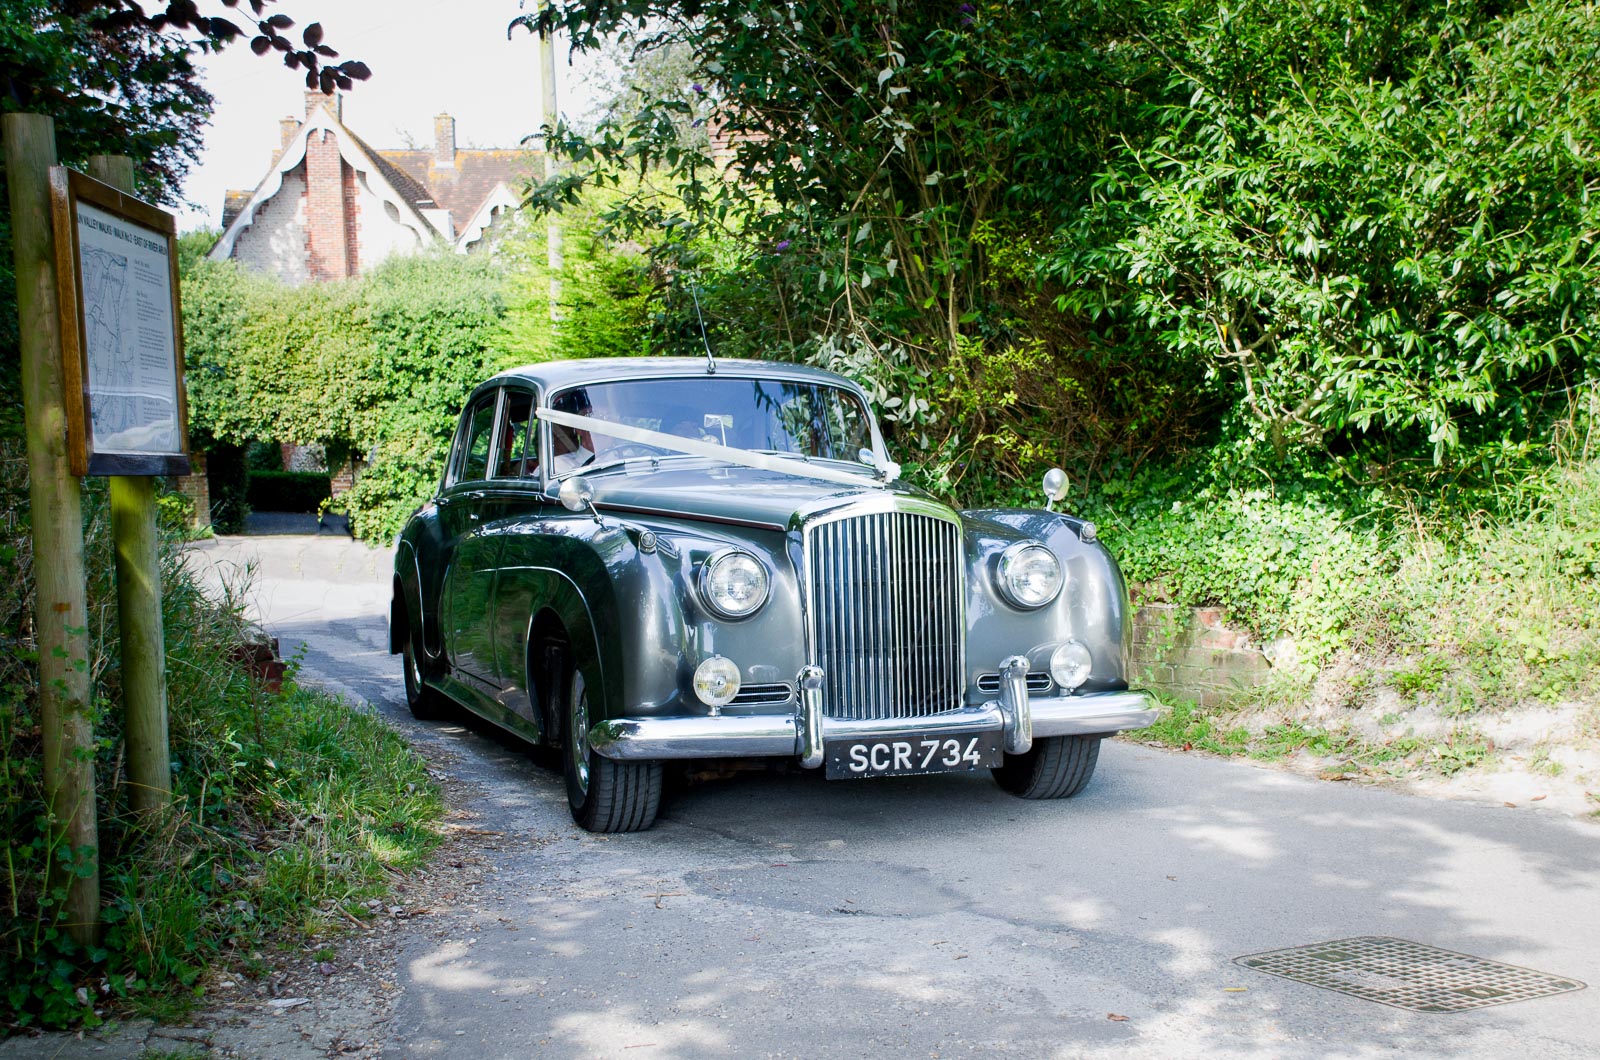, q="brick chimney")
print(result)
[279,116,299,149]
[304,128,356,281]
[434,113,456,167]
[305,90,342,121]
